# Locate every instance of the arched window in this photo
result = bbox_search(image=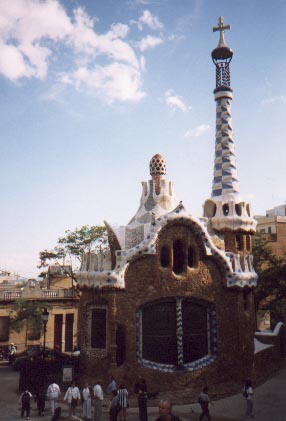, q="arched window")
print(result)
[160,246,170,268]
[173,240,185,274]
[188,246,195,268]
[138,298,216,371]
